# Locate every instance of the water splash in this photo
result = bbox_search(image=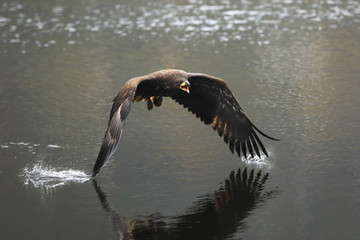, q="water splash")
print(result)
[241,150,274,169]
[20,161,90,192]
